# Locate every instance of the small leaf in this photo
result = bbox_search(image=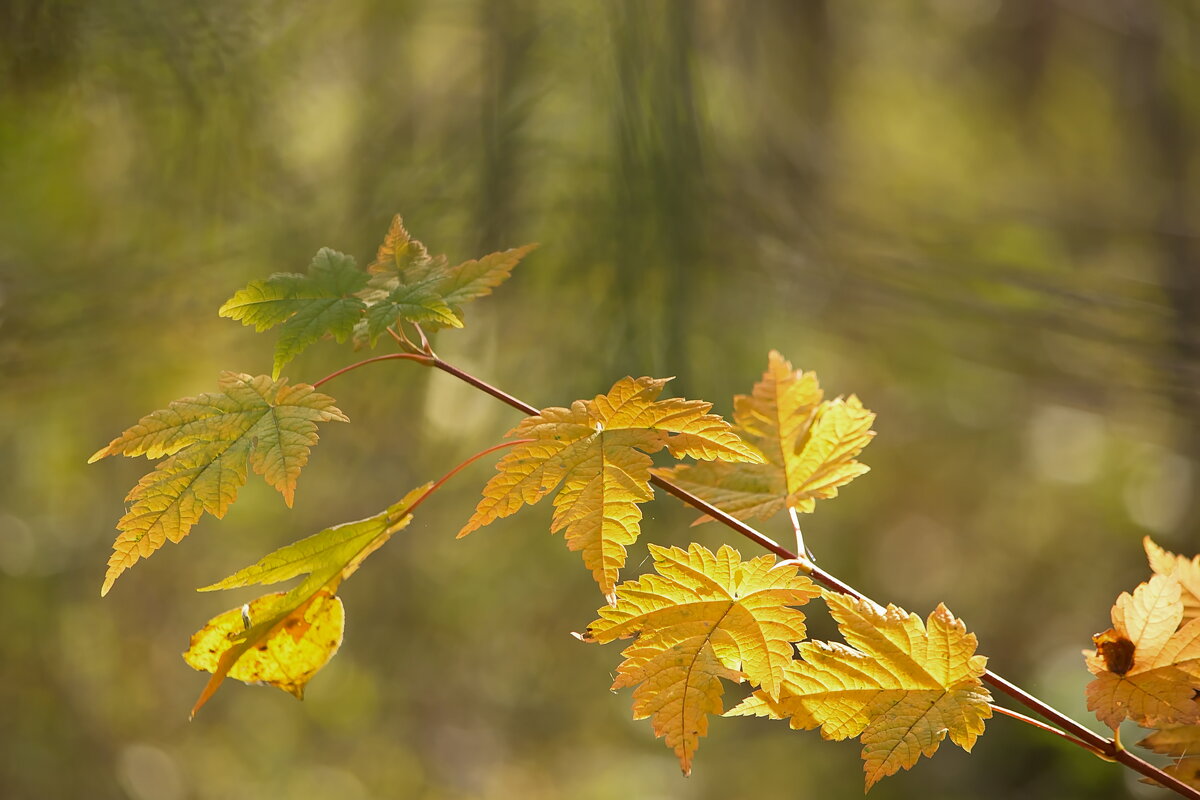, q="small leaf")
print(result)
[185,483,429,715]
[728,591,992,791]
[1146,536,1200,622]
[220,248,369,378]
[89,374,348,595]
[656,351,875,527]
[459,376,763,598]
[364,214,536,333]
[1084,574,1200,730]
[582,543,819,774]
